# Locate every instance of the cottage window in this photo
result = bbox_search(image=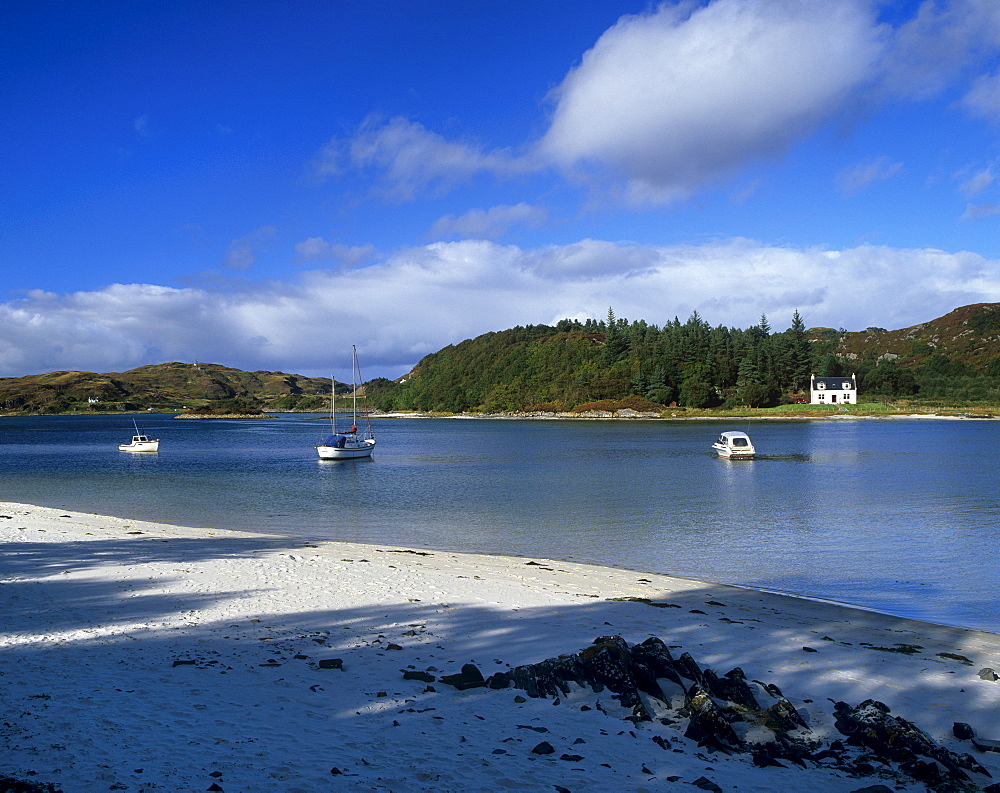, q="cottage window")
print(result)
[816,382,826,390]
[842,382,853,390]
